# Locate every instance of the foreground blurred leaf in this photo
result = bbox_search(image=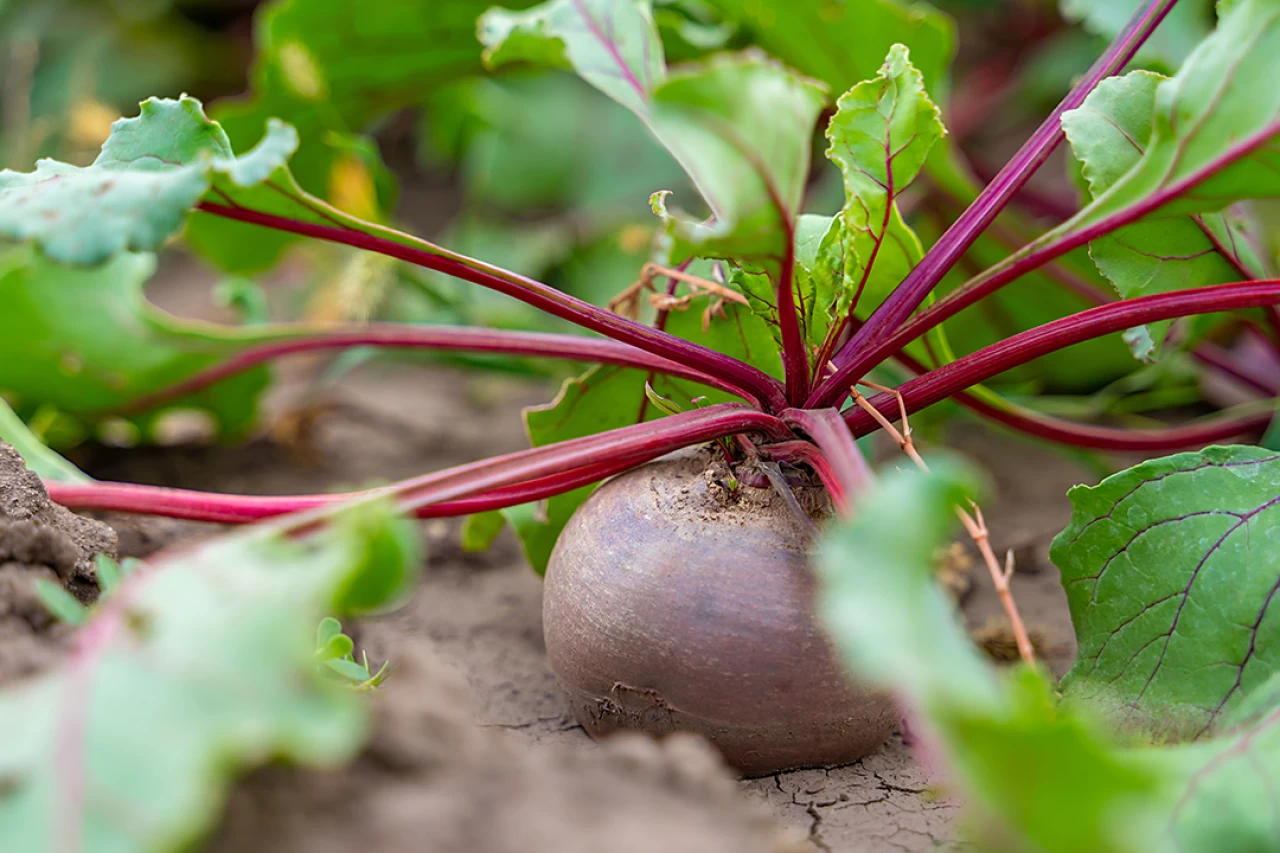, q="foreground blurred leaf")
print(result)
[0,501,420,853]
[1052,445,1280,740]
[1063,71,1262,360]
